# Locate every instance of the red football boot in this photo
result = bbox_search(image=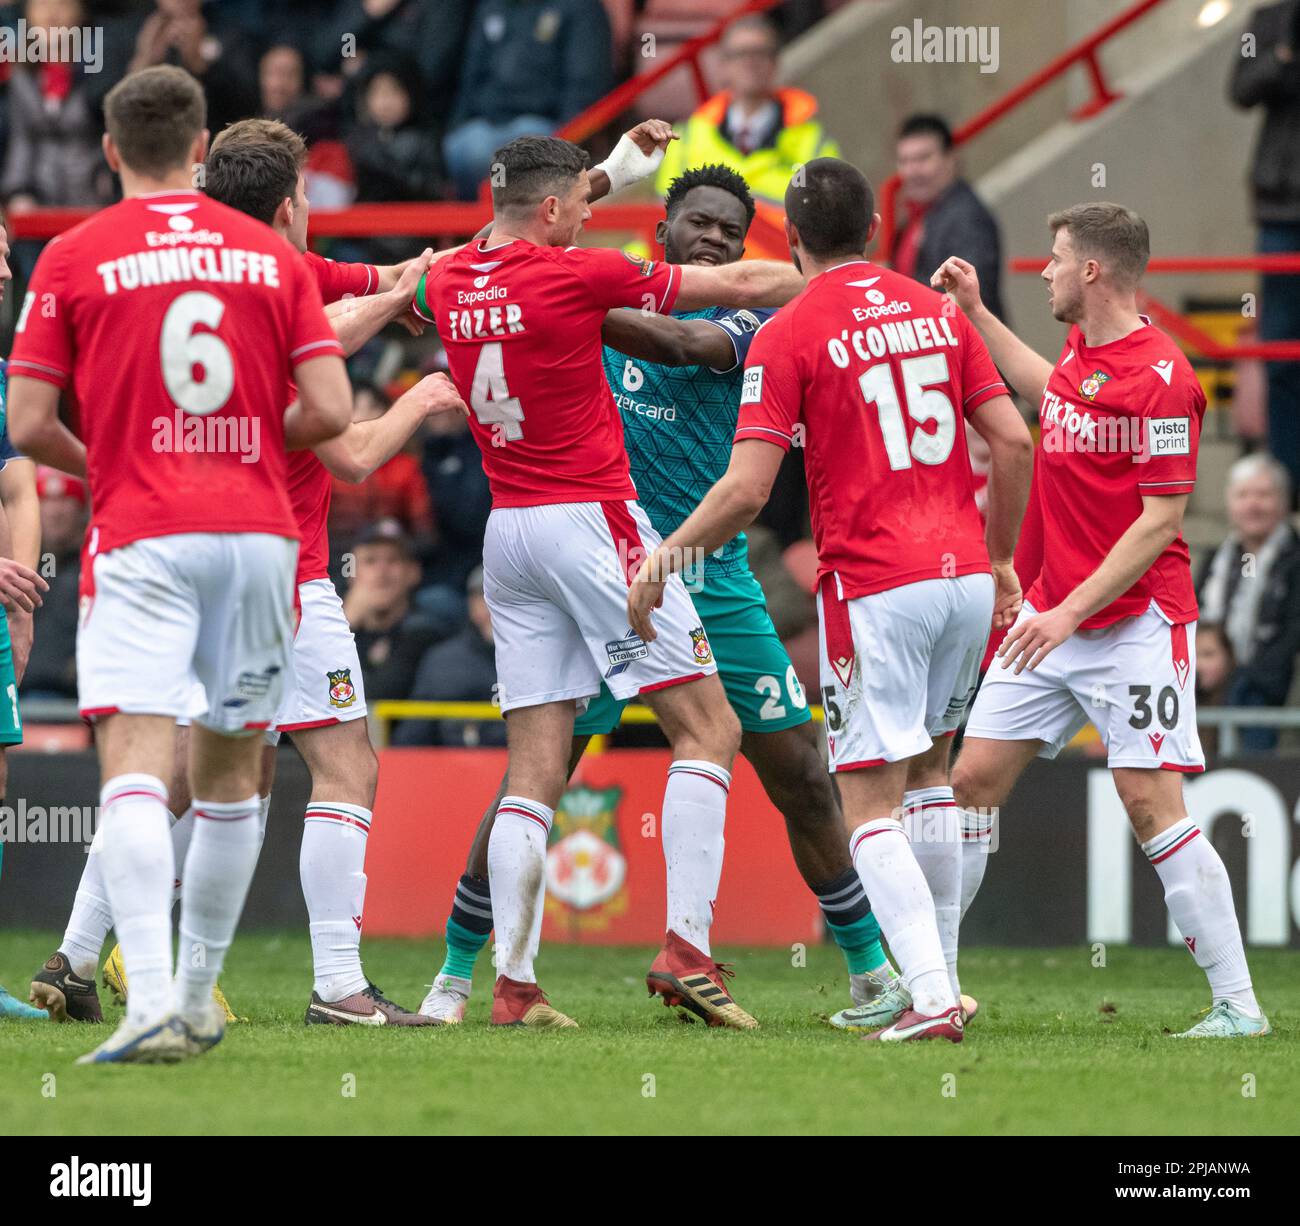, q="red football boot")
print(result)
[646,930,758,1030]
[490,975,578,1028]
